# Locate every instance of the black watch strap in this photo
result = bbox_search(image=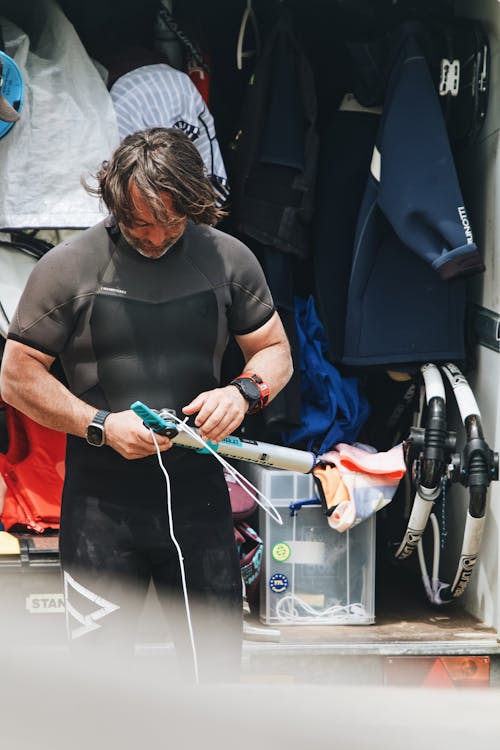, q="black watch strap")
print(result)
[229,373,270,414]
[92,410,110,426]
